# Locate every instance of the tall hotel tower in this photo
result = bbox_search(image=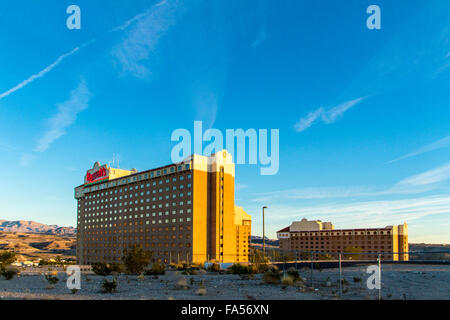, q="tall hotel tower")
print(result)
[74,150,251,265]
